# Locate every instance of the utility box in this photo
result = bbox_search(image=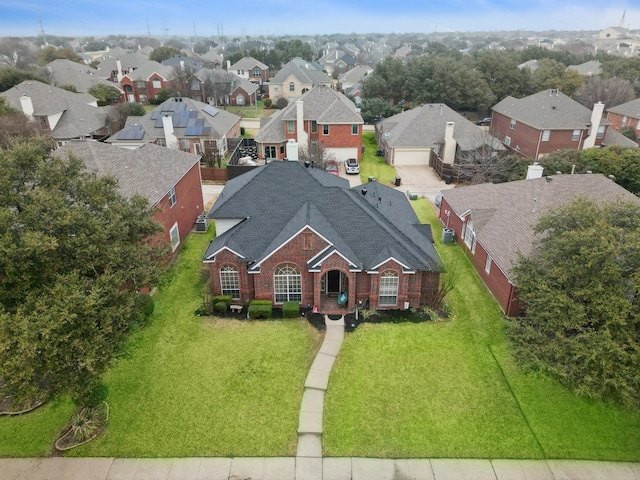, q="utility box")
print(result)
[442,228,455,243]
[195,215,209,232]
